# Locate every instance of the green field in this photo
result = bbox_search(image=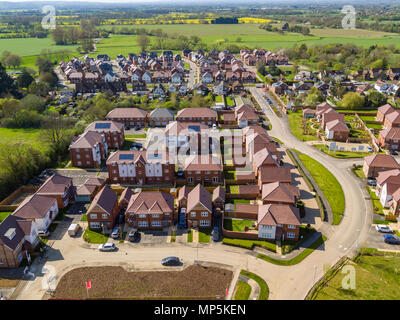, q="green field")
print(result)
[3,24,400,72]
[0,128,48,151]
[223,218,254,232]
[314,249,400,300]
[97,24,400,49]
[297,153,345,225]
